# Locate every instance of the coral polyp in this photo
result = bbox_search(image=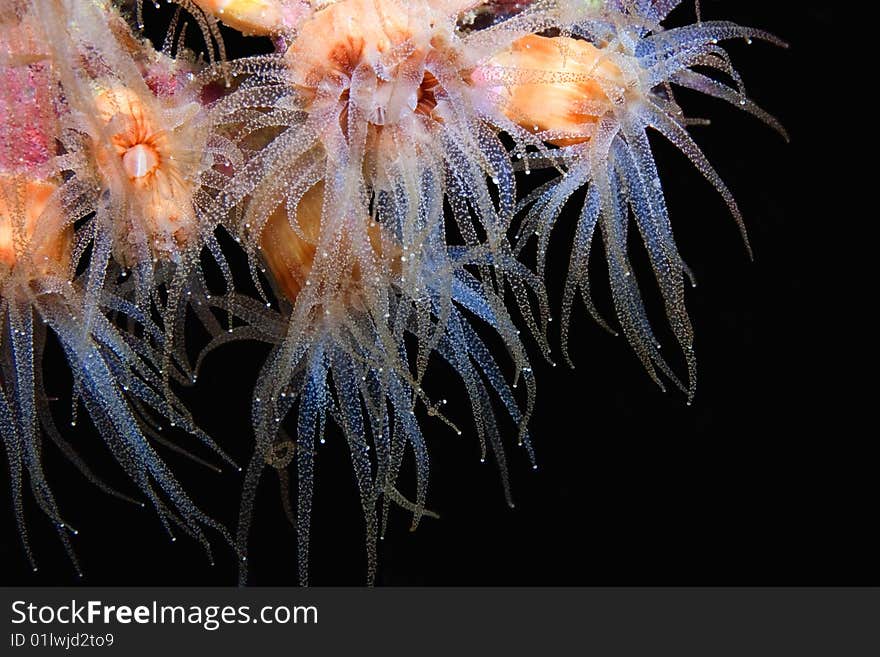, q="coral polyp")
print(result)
[0,169,232,573]
[477,7,787,397]
[191,0,308,36]
[1,0,786,584]
[1,0,235,575]
[475,34,625,147]
[90,85,202,265]
[40,1,220,297]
